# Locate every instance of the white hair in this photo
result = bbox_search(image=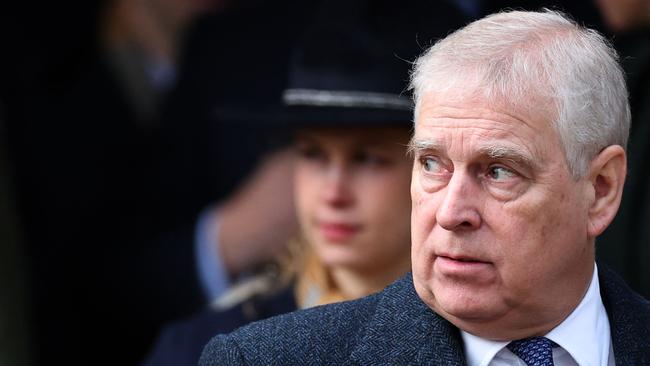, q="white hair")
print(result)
[410,9,630,178]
